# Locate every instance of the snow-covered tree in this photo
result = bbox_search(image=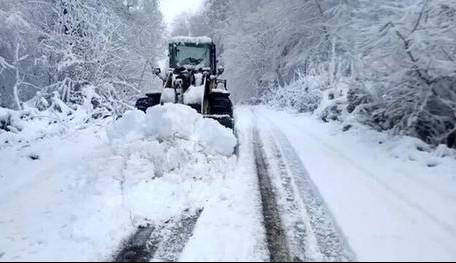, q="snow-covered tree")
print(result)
[351,0,456,146]
[189,0,456,147]
[0,1,42,110]
[0,0,165,114]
